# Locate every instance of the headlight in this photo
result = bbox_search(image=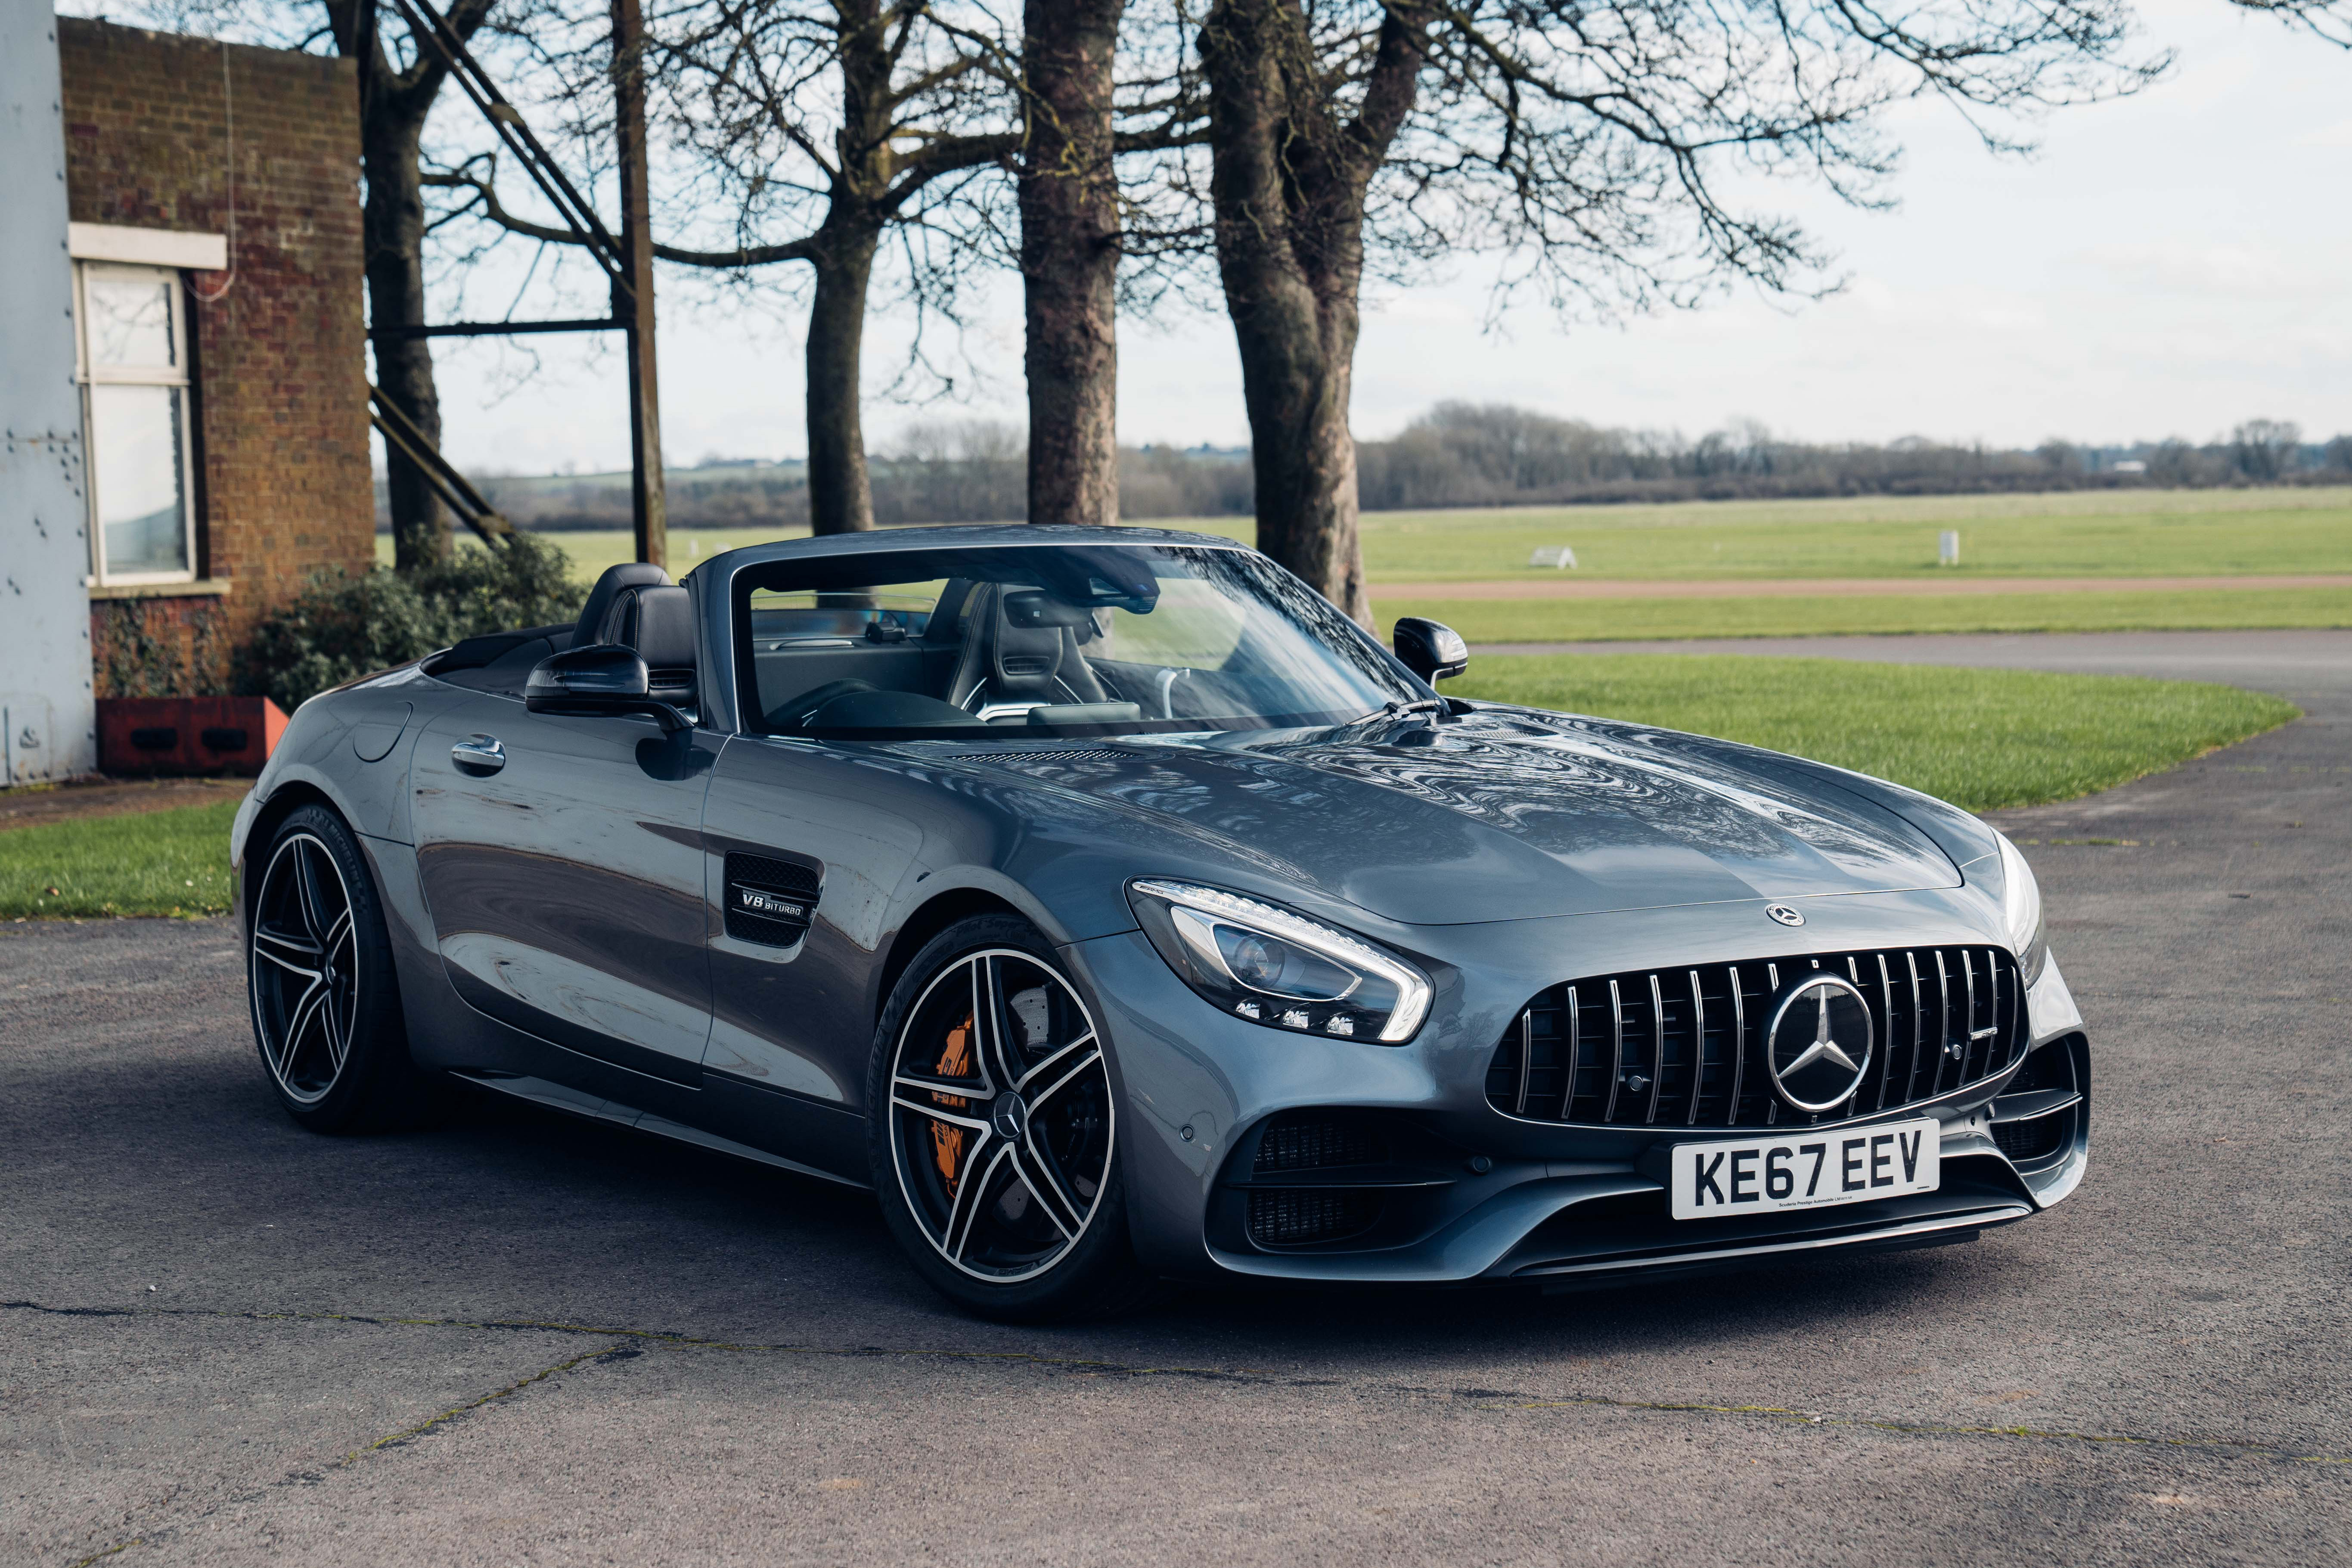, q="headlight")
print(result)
[1995,832,2048,984]
[1127,879,1432,1043]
